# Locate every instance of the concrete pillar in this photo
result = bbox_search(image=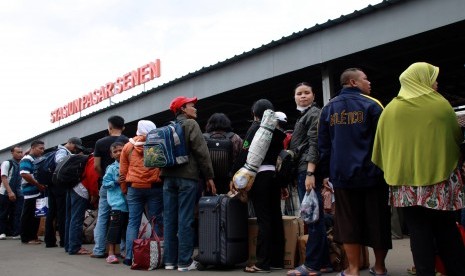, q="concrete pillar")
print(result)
[321,66,333,105]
